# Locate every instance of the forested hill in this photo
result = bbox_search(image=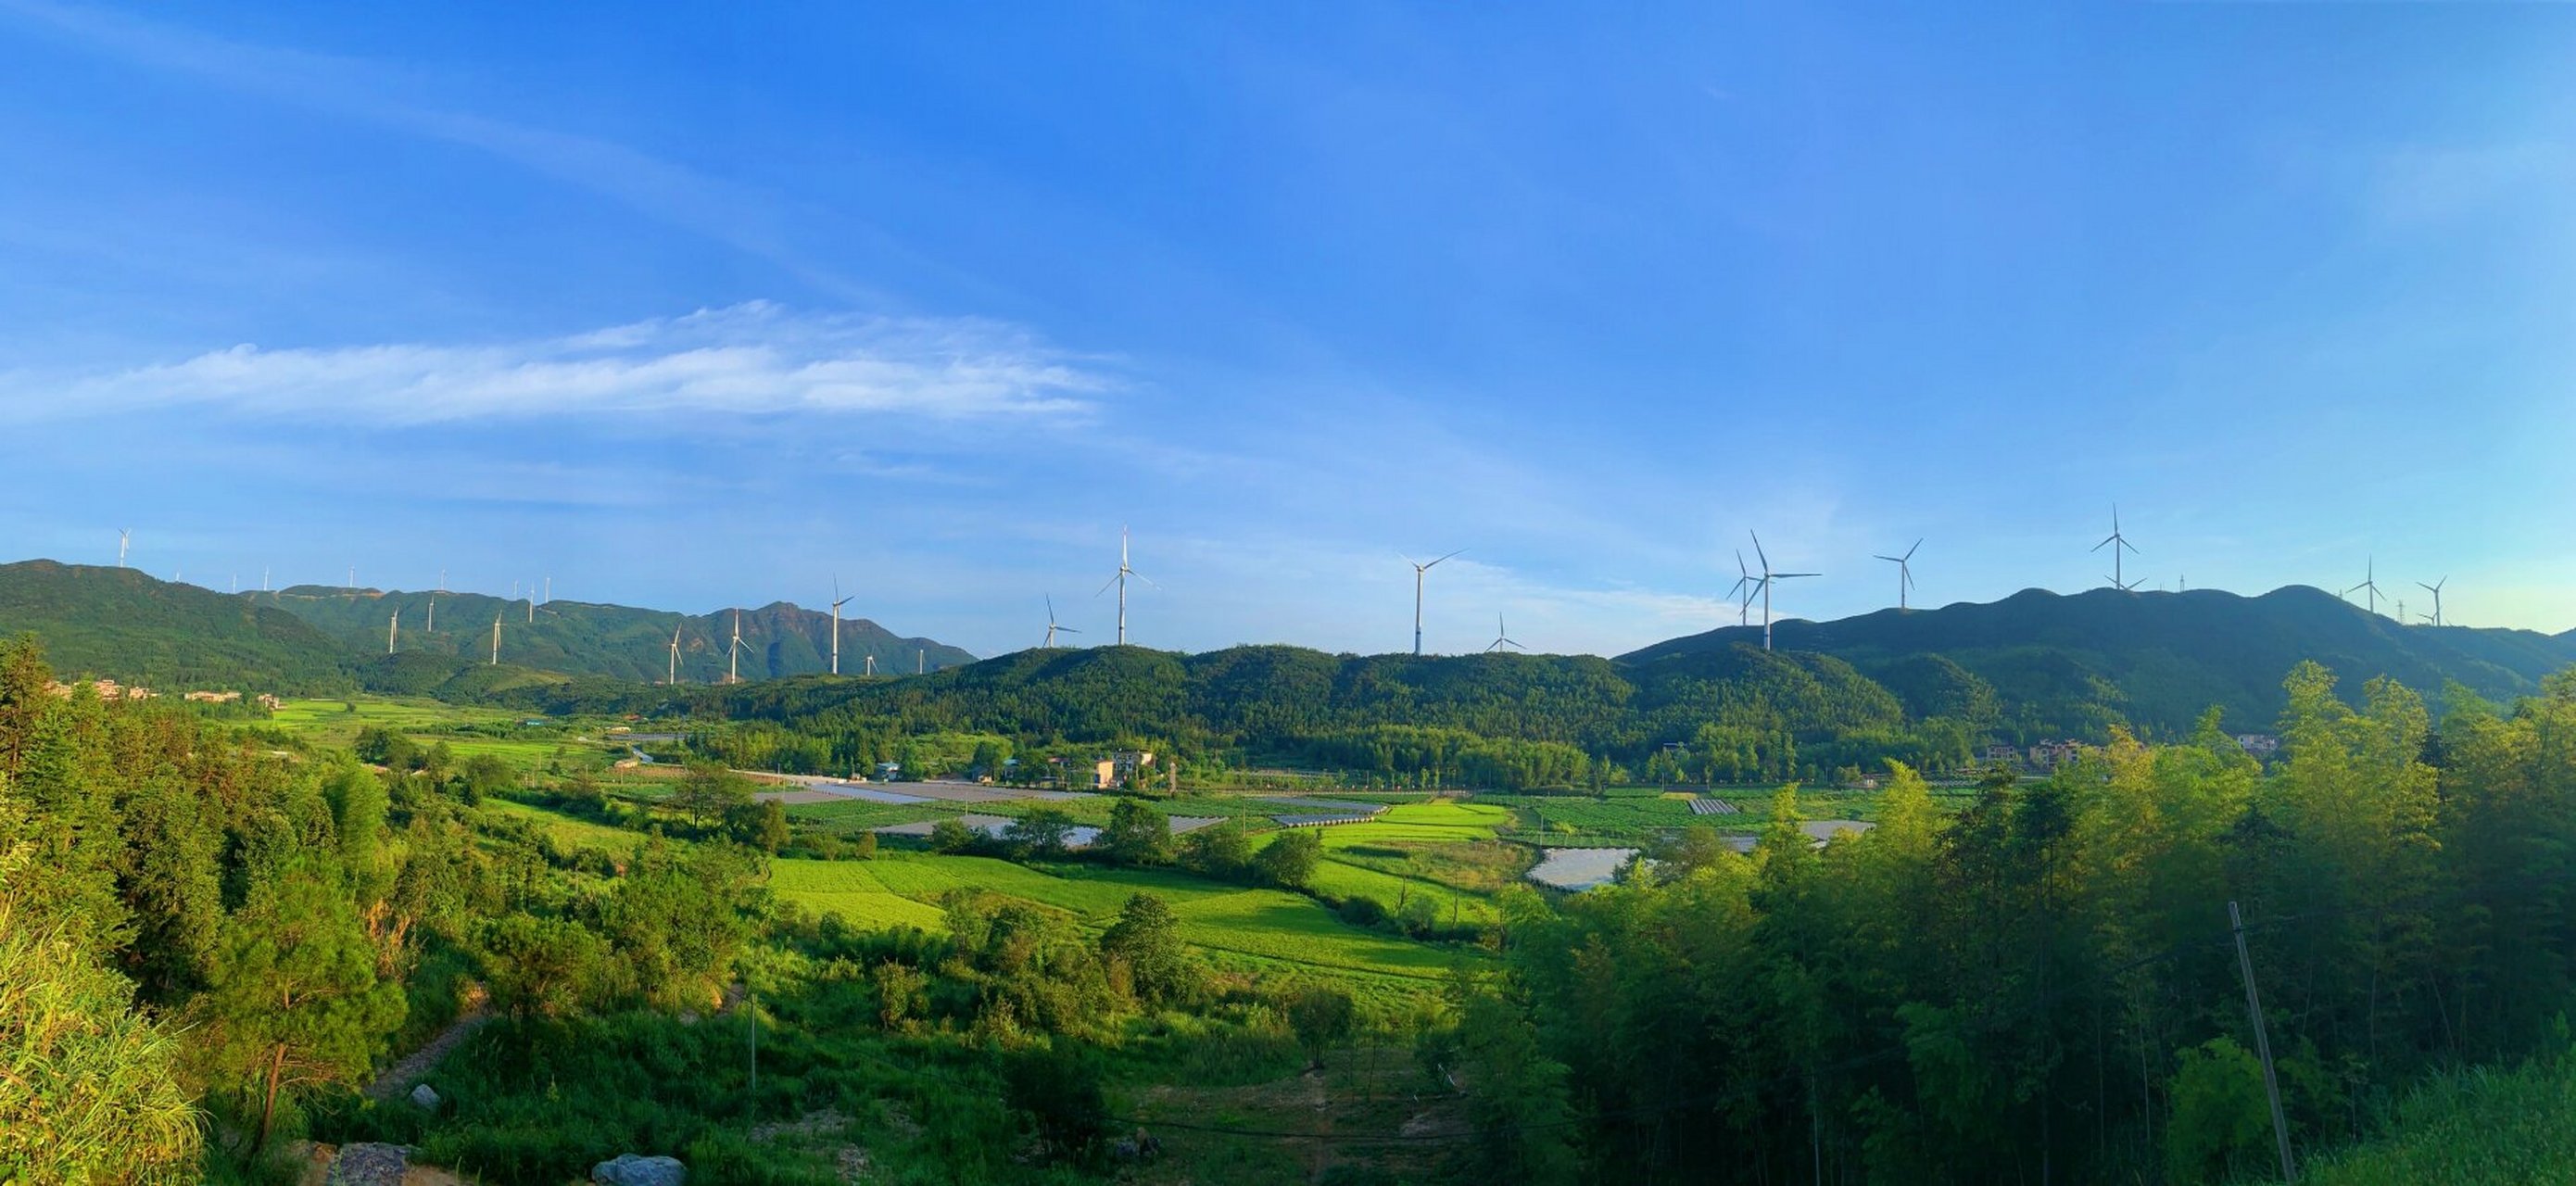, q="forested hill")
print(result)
[254,586,976,683]
[0,560,975,694]
[0,560,354,690]
[1623,585,2576,737]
